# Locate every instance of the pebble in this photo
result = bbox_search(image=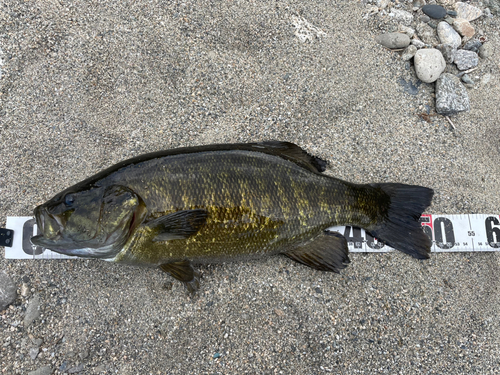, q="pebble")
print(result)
[0,271,17,311]
[414,48,446,83]
[447,10,458,17]
[478,42,493,59]
[398,25,415,38]
[24,294,41,328]
[453,18,475,38]
[463,39,482,53]
[422,4,447,19]
[443,16,455,25]
[461,74,474,85]
[454,49,479,70]
[455,2,483,21]
[30,347,40,360]
[416,22,439,45]
[411,39,427,49]
[401,45,417,61]
[435,73,470,115]
[376,0,390,9]
[399,77,421,95]
[375,33,410,49]
[419,15,431,23]
[389,9,414,26]
[28,367,53,375]
[437,21,461,49]
[67,364,85,373]
[21,282,30,297]
[436,43,457,63]
[413,0,426,11]
[481,73,492,85]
